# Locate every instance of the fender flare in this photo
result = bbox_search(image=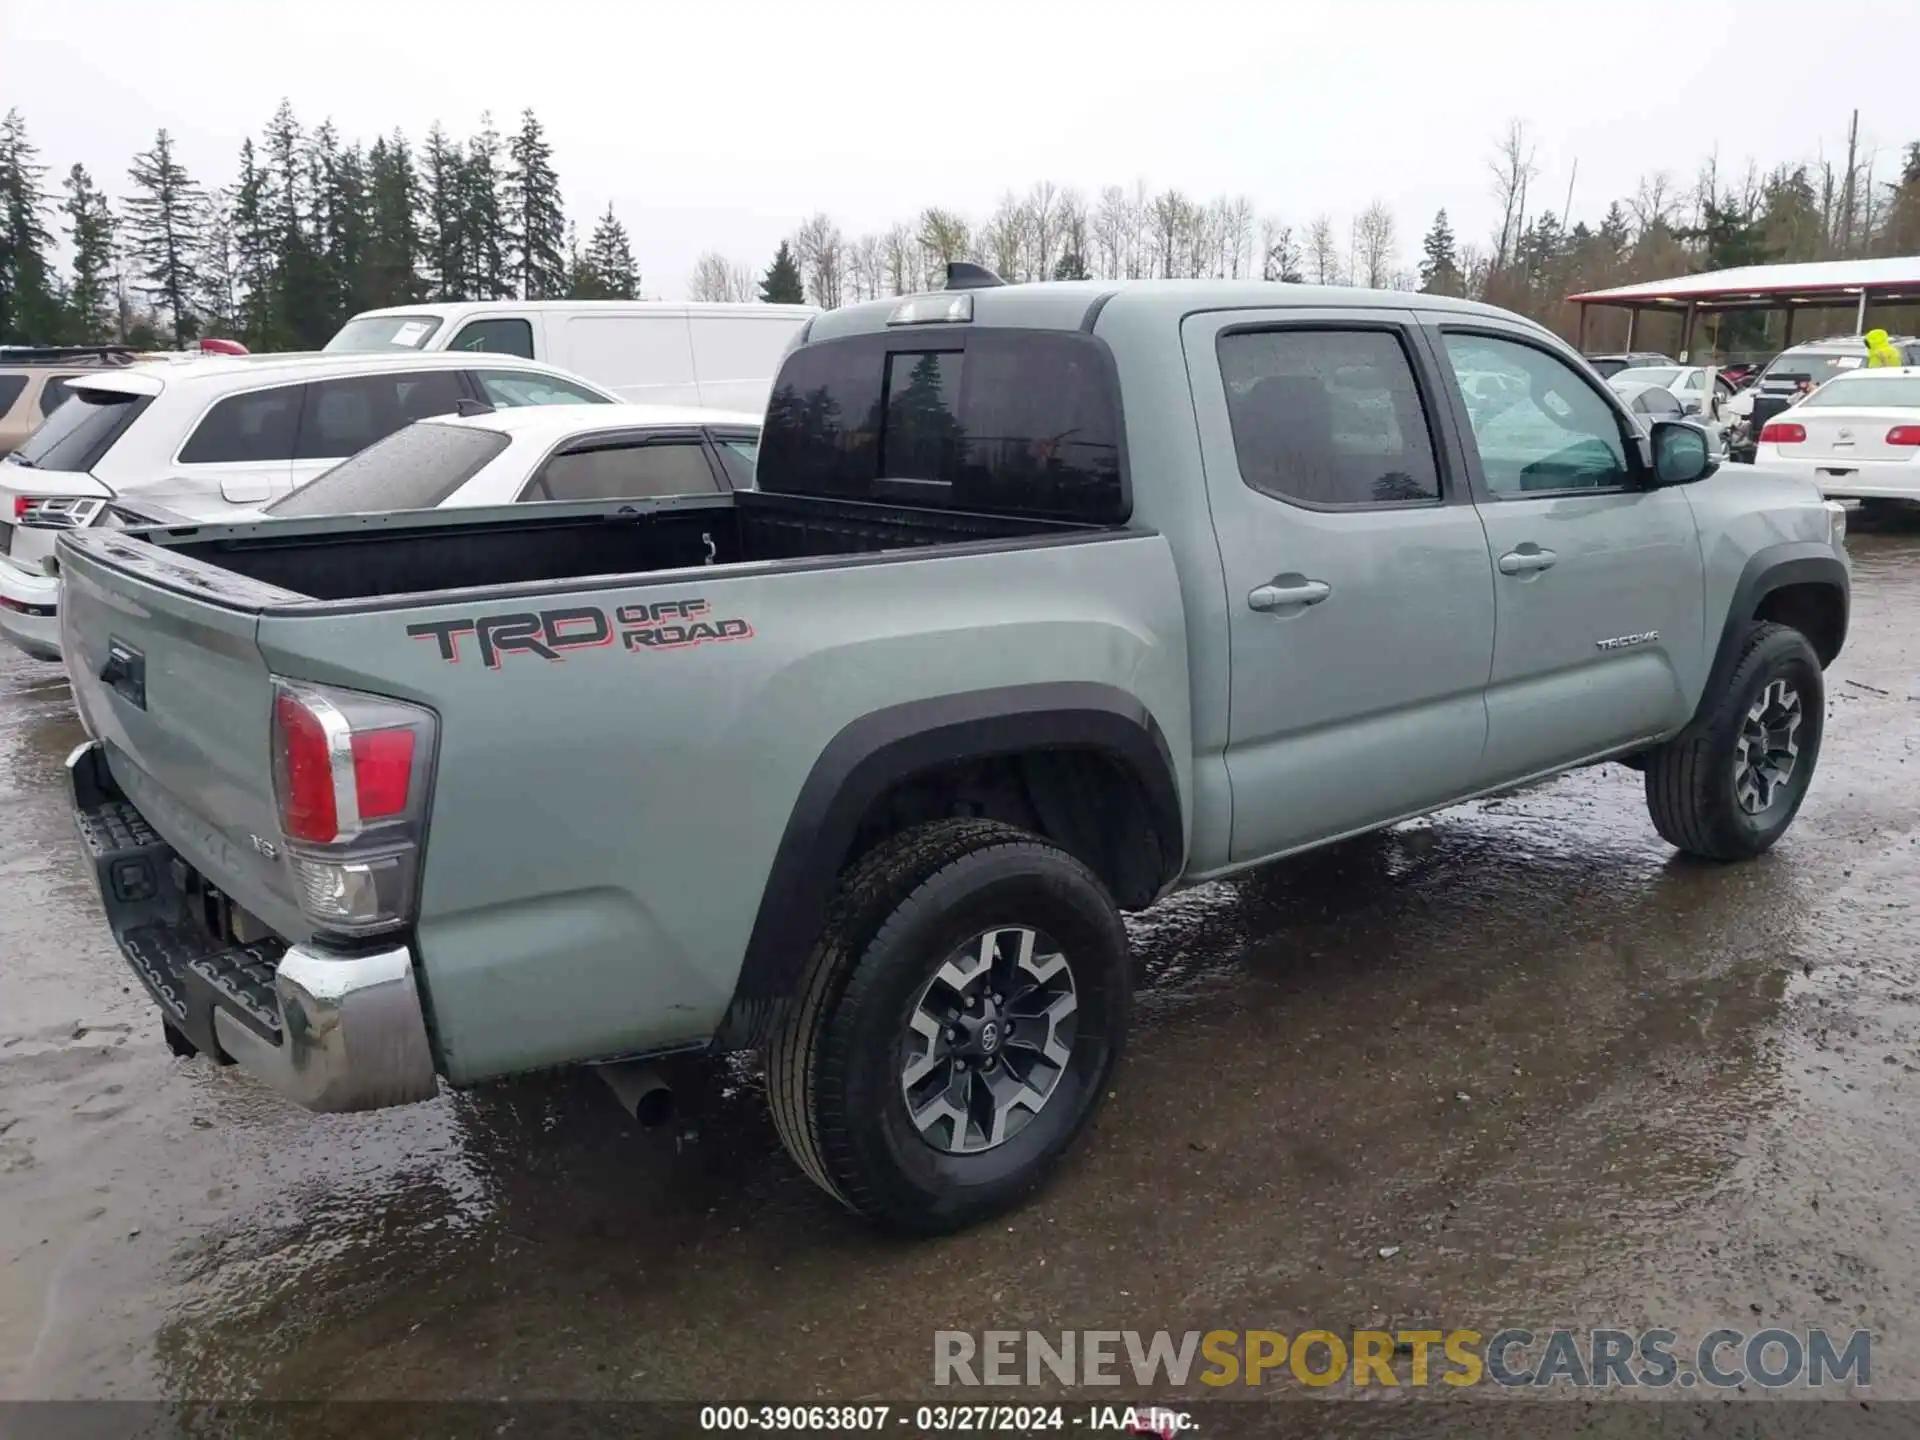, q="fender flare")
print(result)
[715,681,1183,1049]
[1686,542,1848,735]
